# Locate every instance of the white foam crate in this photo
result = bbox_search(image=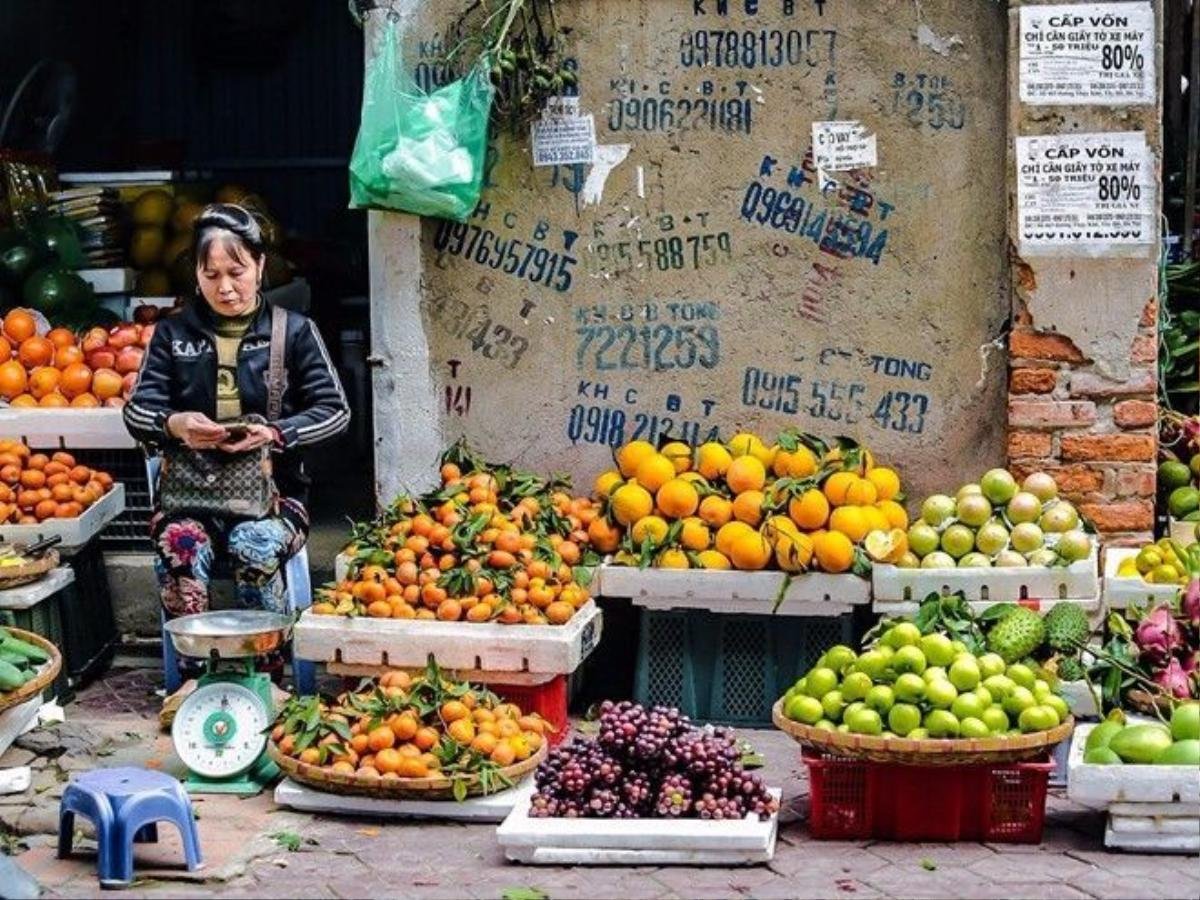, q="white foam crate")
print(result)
[1169,517,1197,546]
[1104,821,1200,854]
[0,693,41,757]
[0,483,125,551]
[1110,813,1200,835]
[1110,801,1200,817]
[1103,548,1181,609]
[1059,680,1102,719]
[872,546,1098,603]
[873,596,1103,620]
[274,777,533,821]
[1067,724,1200,805]
[496,789,780,865]
[0,408,137,450]
[293,600,602,676]
[0,566,74,611]
[596,565,868,617]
